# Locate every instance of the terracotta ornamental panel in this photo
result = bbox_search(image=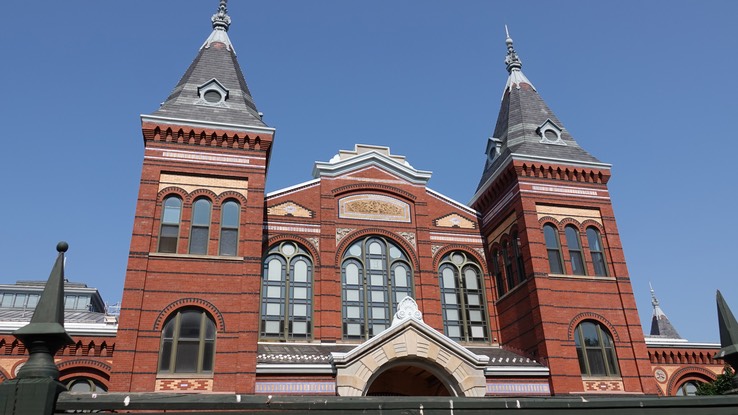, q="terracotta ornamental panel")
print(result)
[158,173,248,198]
[338,194,411,223]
